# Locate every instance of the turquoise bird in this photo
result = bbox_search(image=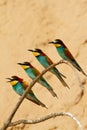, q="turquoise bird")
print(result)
[28,49,69,89]
[49,39,87,77]
[18,62,58,98]
[7,76,47,108]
